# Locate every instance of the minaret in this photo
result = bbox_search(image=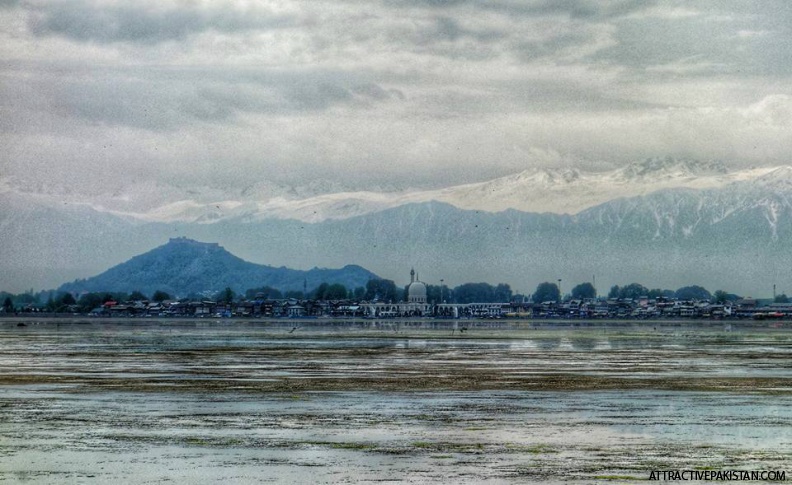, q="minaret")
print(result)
[410,268,415,283]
